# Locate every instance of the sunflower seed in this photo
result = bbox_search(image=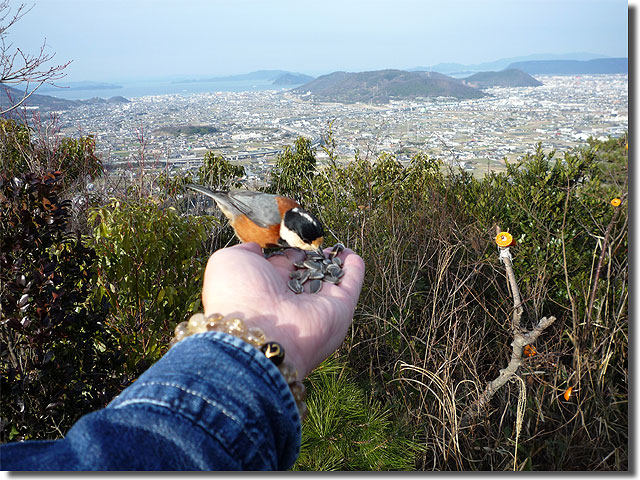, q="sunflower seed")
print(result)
[308,269,325,280]
[329,243,345,259]
[326,263,341,276]
[288,278,304,294]
[298,269,311,284]
[323,275,341,284]
[308,279,322,293]
[286,244,348,293]
[303,259,322,270]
